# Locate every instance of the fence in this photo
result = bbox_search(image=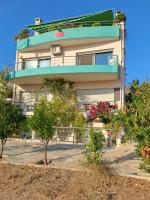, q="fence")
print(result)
[14,127,115,147]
